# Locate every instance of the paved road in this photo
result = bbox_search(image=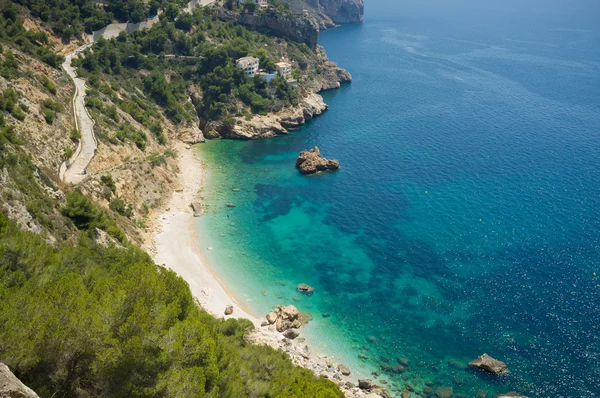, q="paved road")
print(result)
[60,45,96,184]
